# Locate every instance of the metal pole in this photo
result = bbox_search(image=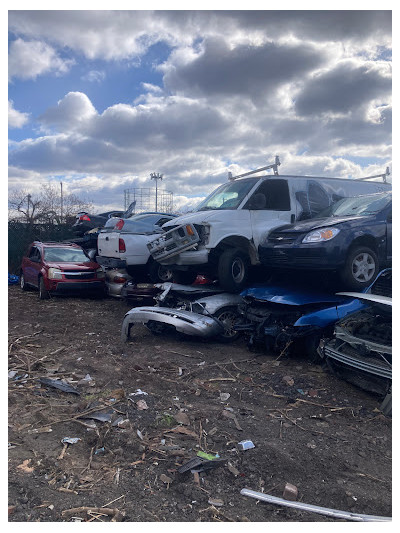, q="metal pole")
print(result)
[150,172,163,212]
[60,182,63,223]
